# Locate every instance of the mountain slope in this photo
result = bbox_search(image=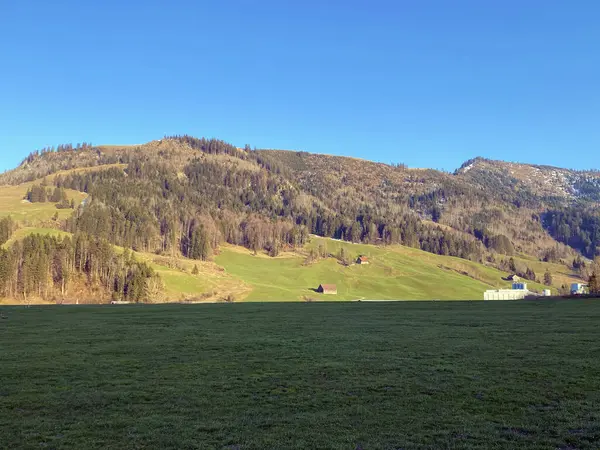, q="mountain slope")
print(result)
[0,136,596,303]
[457,157,600,202]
